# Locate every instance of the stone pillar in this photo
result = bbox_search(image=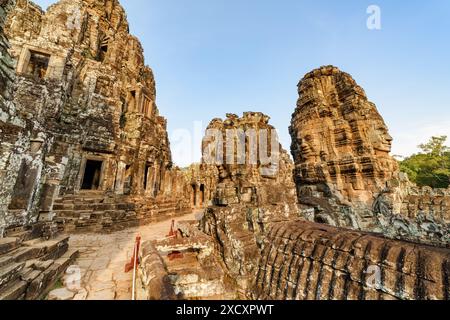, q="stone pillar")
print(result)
[38,144,68,218]
[135,161,145,195]
[150,162,159,198]
[114,161,126,194]
[158,162,166,195]
[8,137,45,212]
[144,165,154,195]
[163,170,171,195]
